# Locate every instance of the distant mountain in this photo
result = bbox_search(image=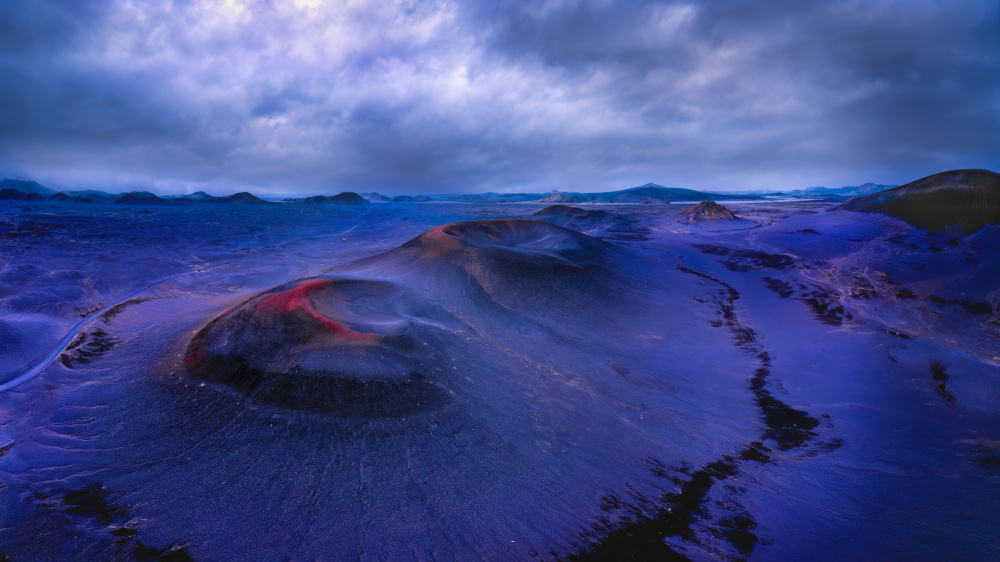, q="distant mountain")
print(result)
[49,192,97,203]
[207,192,270,204]
[789,183,896,198]
[605,183,762,203]
[0,188,44,201]
[0,179,54,196]
[178,191,217,201]
[115,192,175,205]
[328,192,367,204]
[0,178,781,208]
[530,183,763,204]
[65,189,117,202]
[444,192,542,203]
[534,191,587,204]
[298,192,368,205]
[841,169,1000,234]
